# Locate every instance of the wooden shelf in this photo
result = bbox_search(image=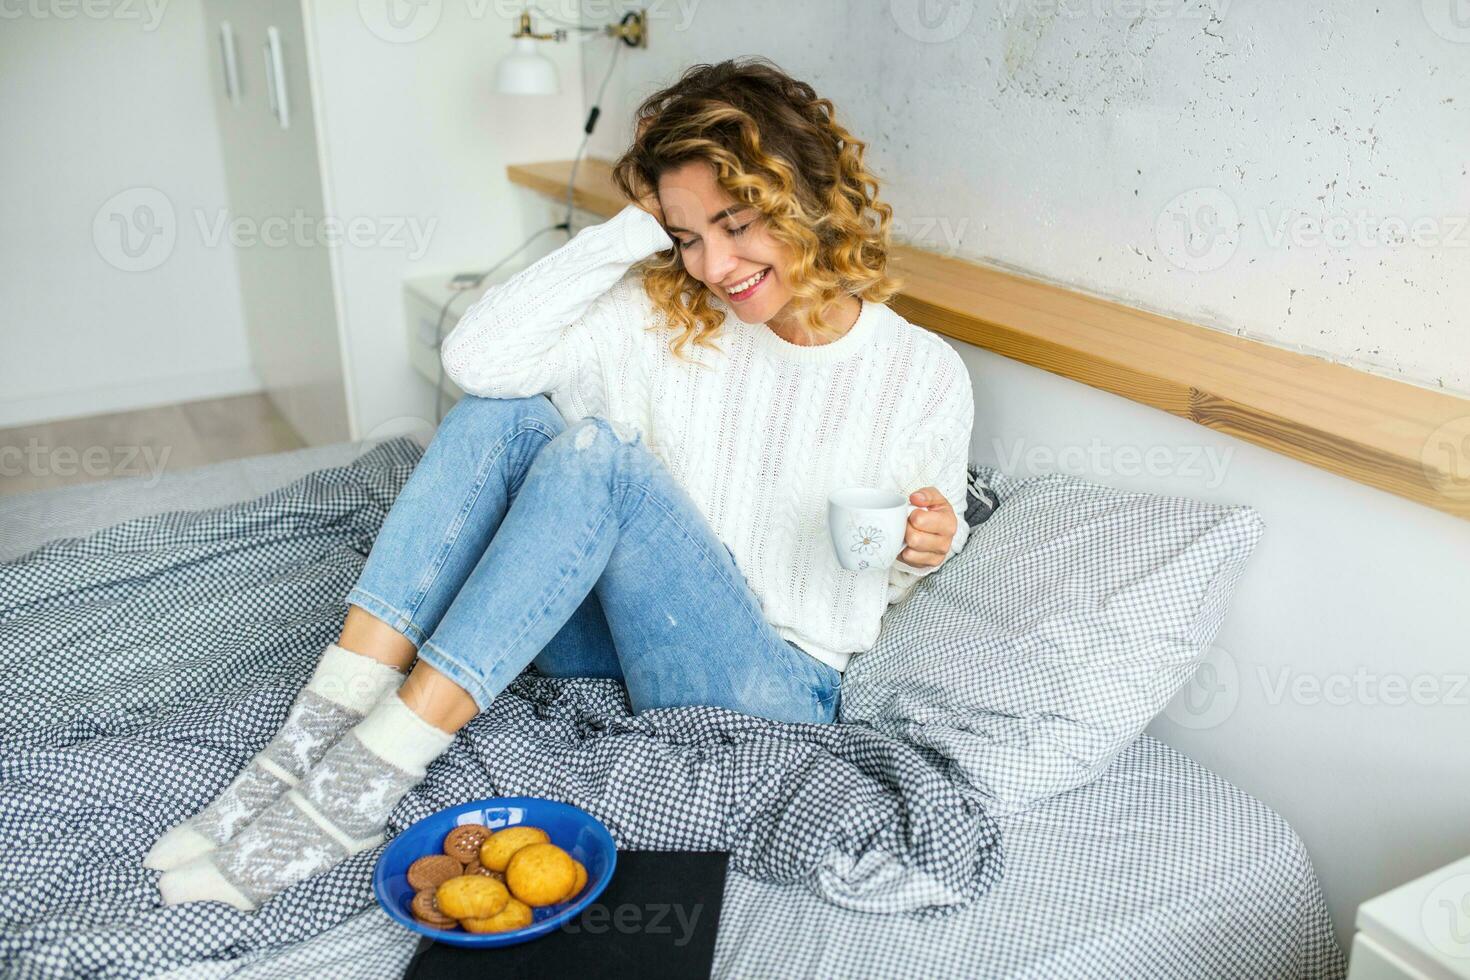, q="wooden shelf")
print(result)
[508,158,1470,520]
